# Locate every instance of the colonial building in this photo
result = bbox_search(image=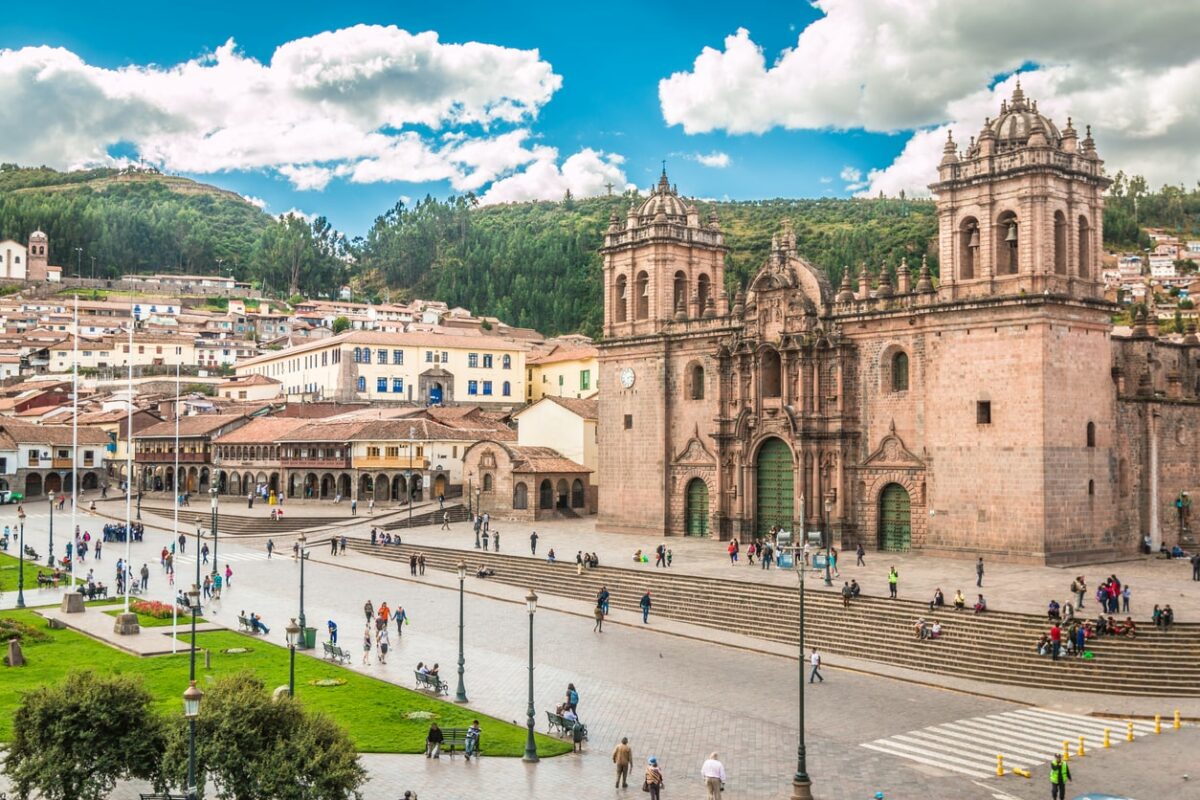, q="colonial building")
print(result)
[598,86,1192,565]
